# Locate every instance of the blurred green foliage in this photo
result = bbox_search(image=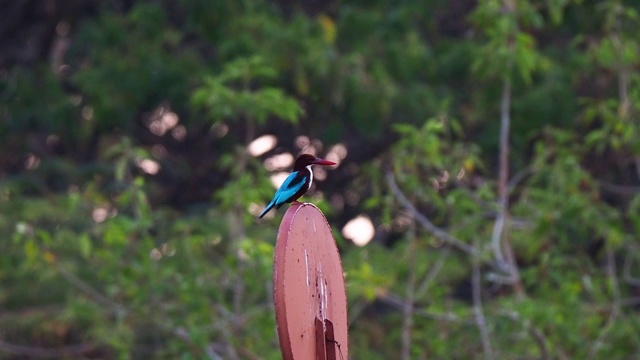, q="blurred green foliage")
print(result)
[2,0,640,358]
